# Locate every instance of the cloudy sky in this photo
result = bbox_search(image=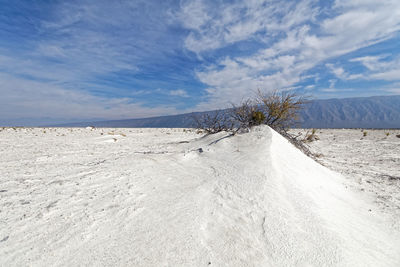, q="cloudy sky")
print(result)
[1,0,400,125]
